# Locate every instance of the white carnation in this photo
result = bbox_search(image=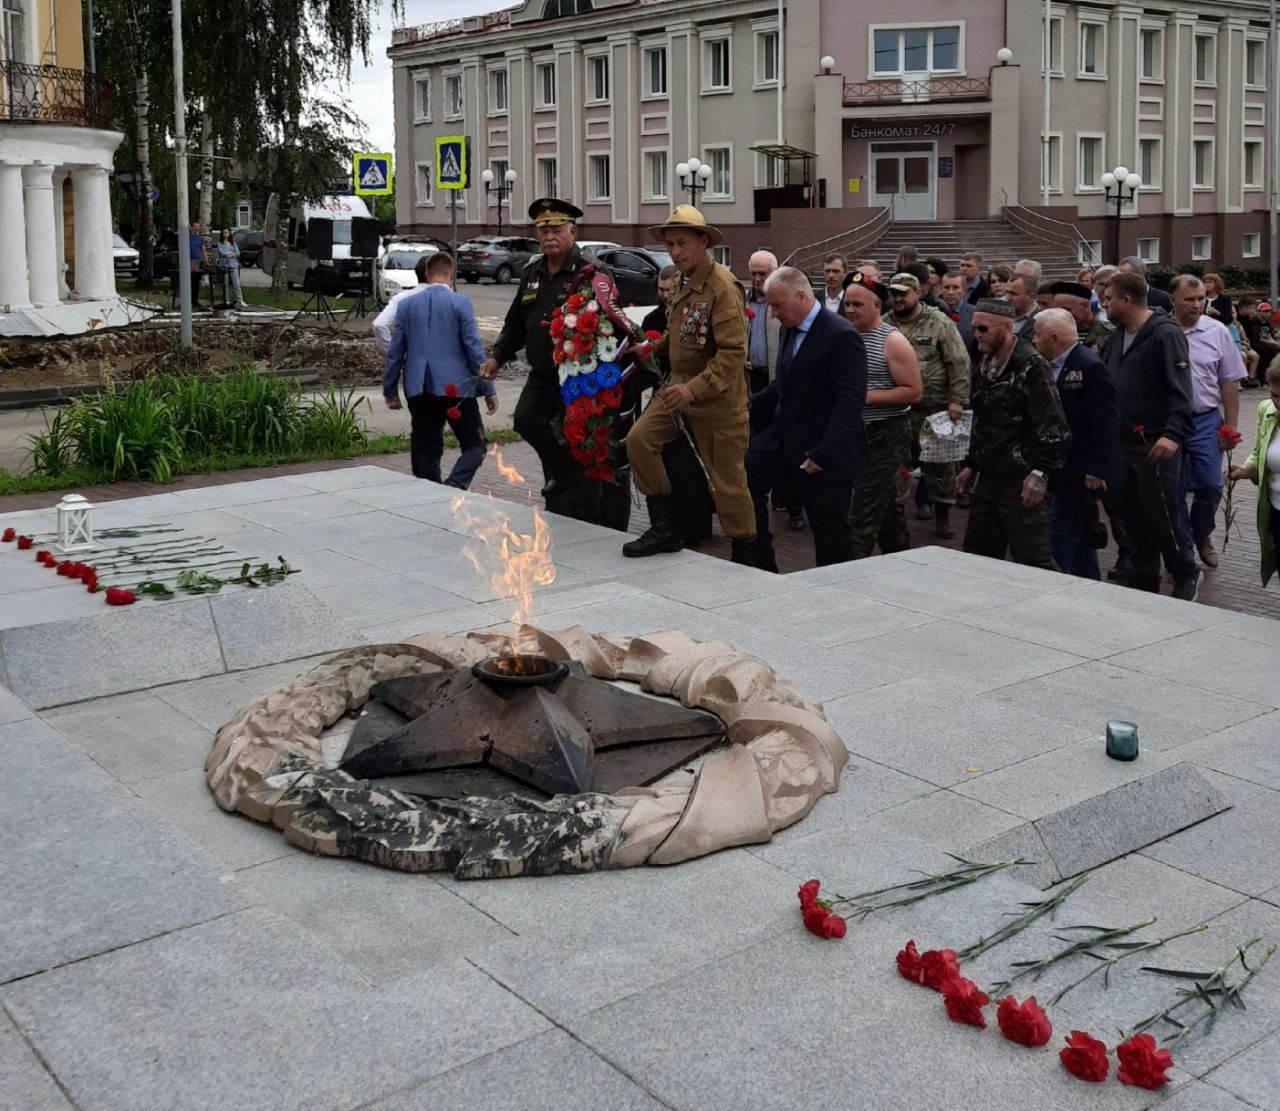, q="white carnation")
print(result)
[564,313,578,329]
